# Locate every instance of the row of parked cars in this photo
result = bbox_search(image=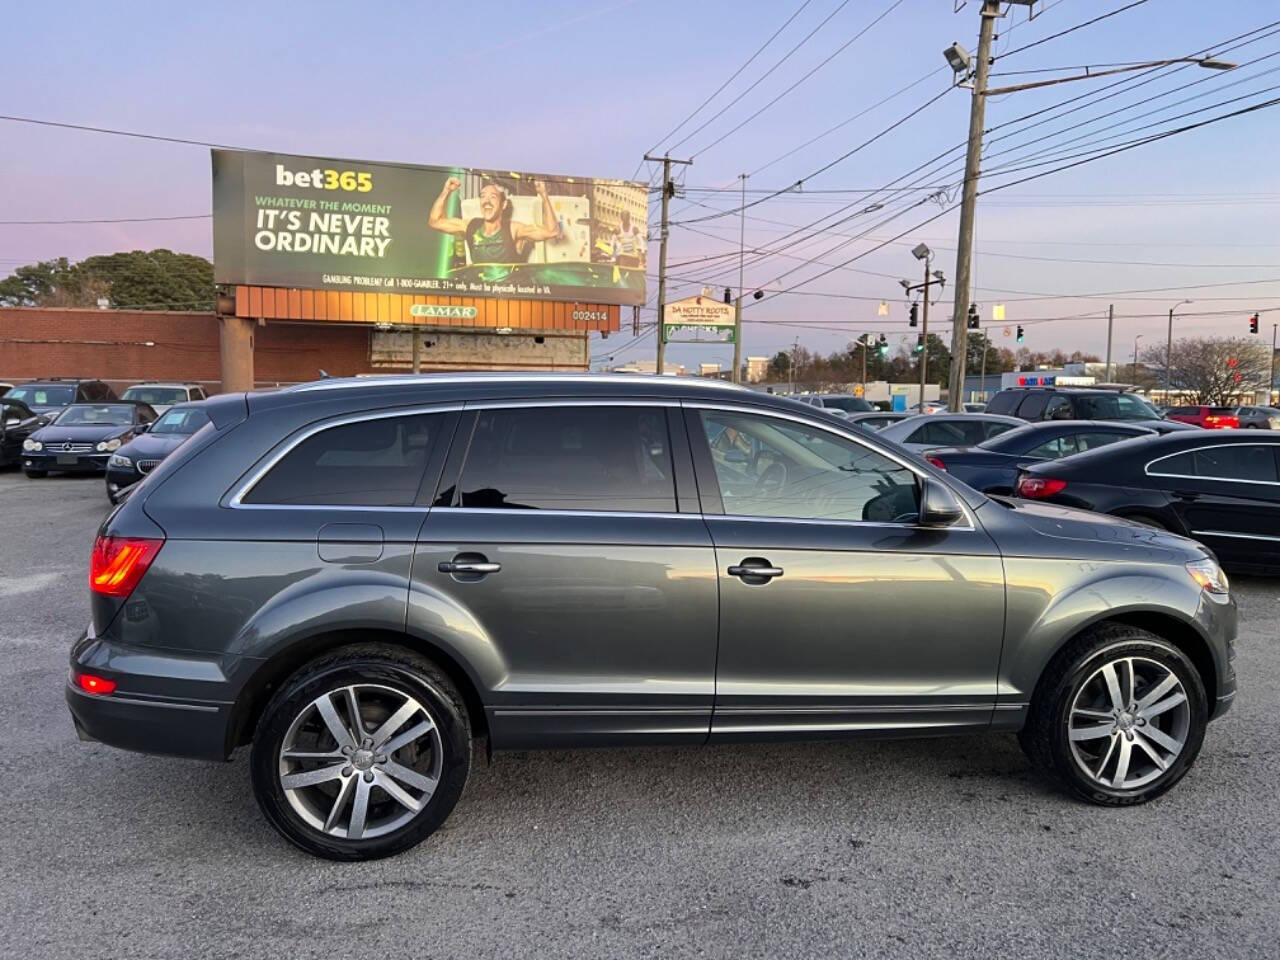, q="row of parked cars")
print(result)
[816,386,1280,573]
[0,378,210,502]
